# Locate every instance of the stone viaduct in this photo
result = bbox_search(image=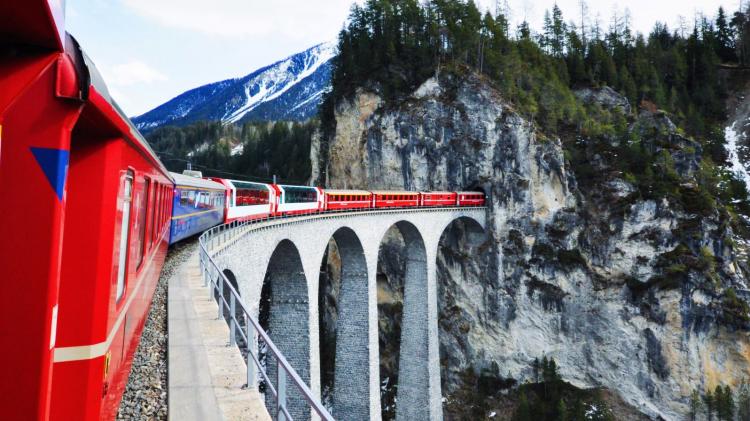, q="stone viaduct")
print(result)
[210,207,487,420]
